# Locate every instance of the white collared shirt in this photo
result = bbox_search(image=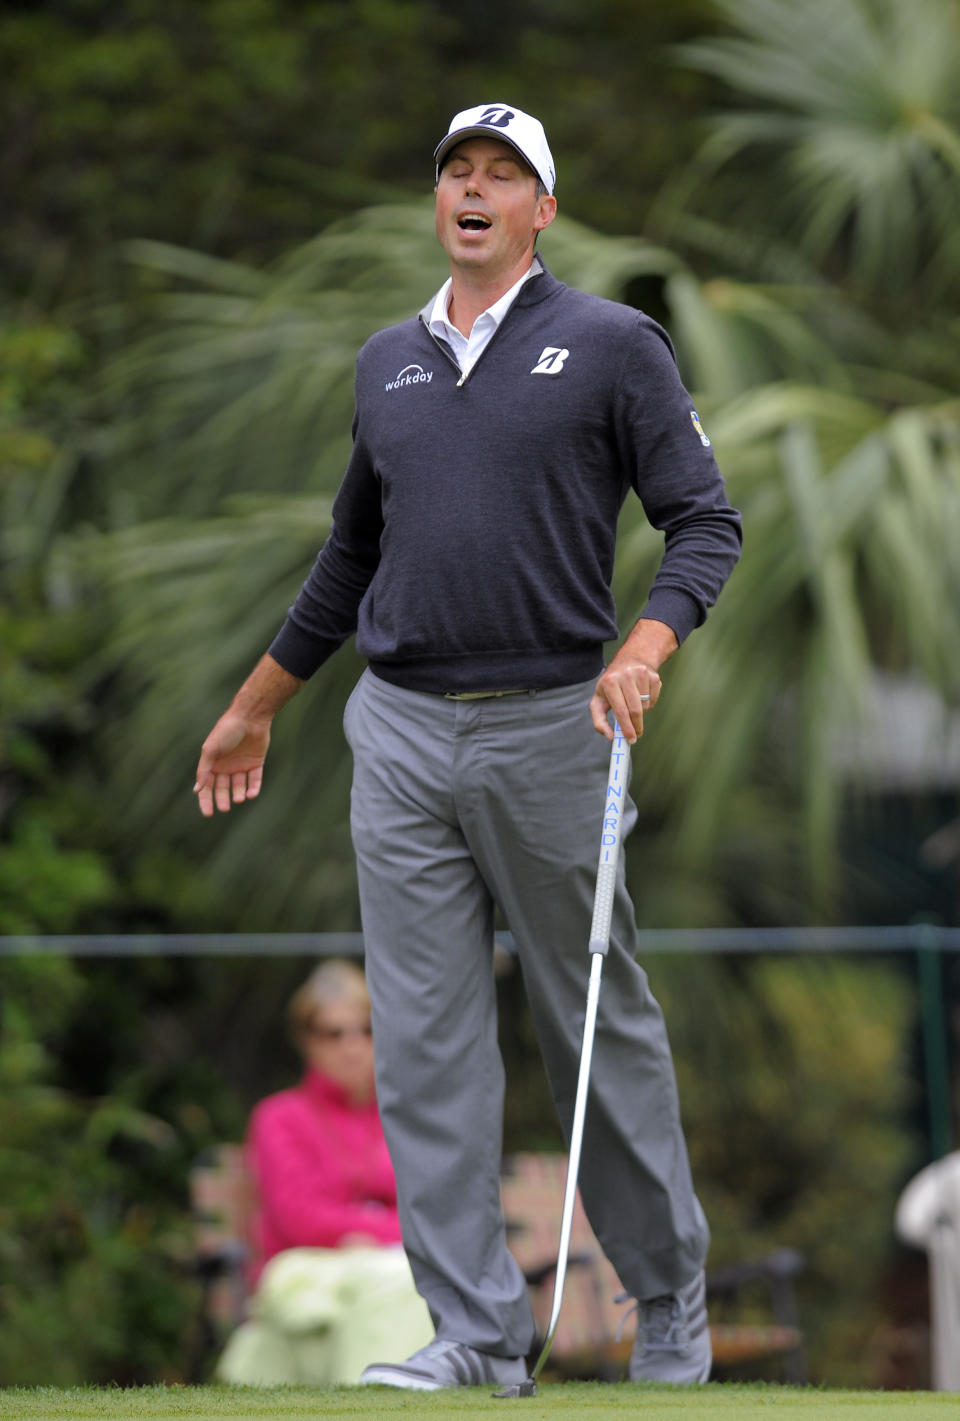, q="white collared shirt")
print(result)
[427,262,540,378]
